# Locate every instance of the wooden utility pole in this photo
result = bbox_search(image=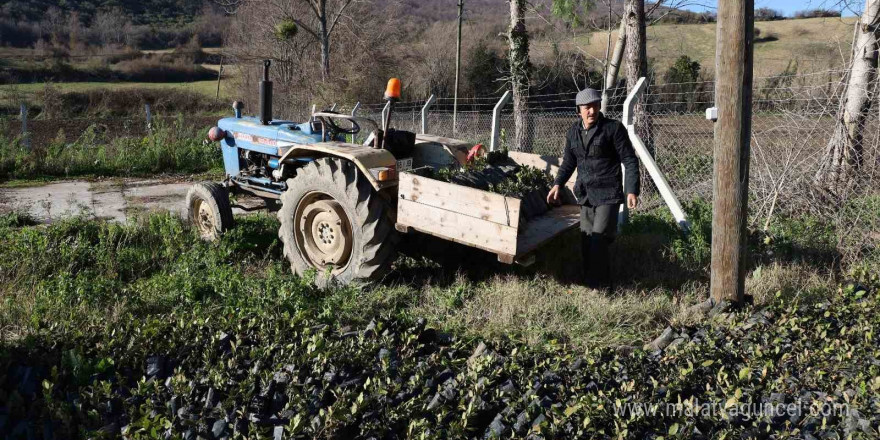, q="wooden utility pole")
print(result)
[710,0,754,303]
[453,0,463,134]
